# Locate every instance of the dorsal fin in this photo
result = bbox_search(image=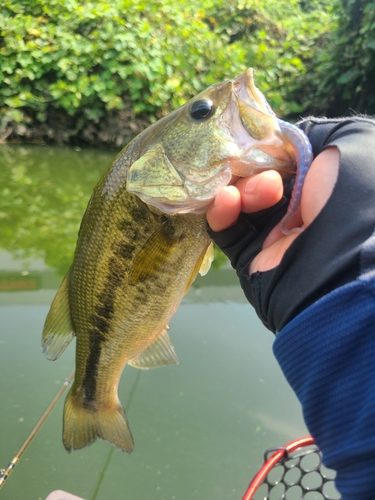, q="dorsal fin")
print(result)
[127,327,179,369]
[42,272,75,361]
